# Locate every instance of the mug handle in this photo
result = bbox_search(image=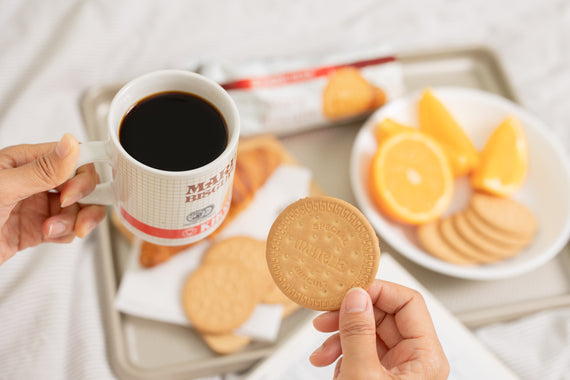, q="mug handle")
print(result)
[75,141,114,206]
